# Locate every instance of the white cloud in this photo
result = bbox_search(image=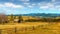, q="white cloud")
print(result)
[4,3,13,7]
[52,0,56,2]
[38,3,40,5]
[28,5,33,8]
[39,2,60,10]
[0,4,4,7]
[5,3,24,8]
[47,3,55,8]
[55,5,60,10]
[0,3,24,9]
[39,3,49,9]
[39,3,55,10]
[56,5,60,8]
[32,4,36,6]
[24,3,36,8]
[24,3,30,5]
[40,6,49,9]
